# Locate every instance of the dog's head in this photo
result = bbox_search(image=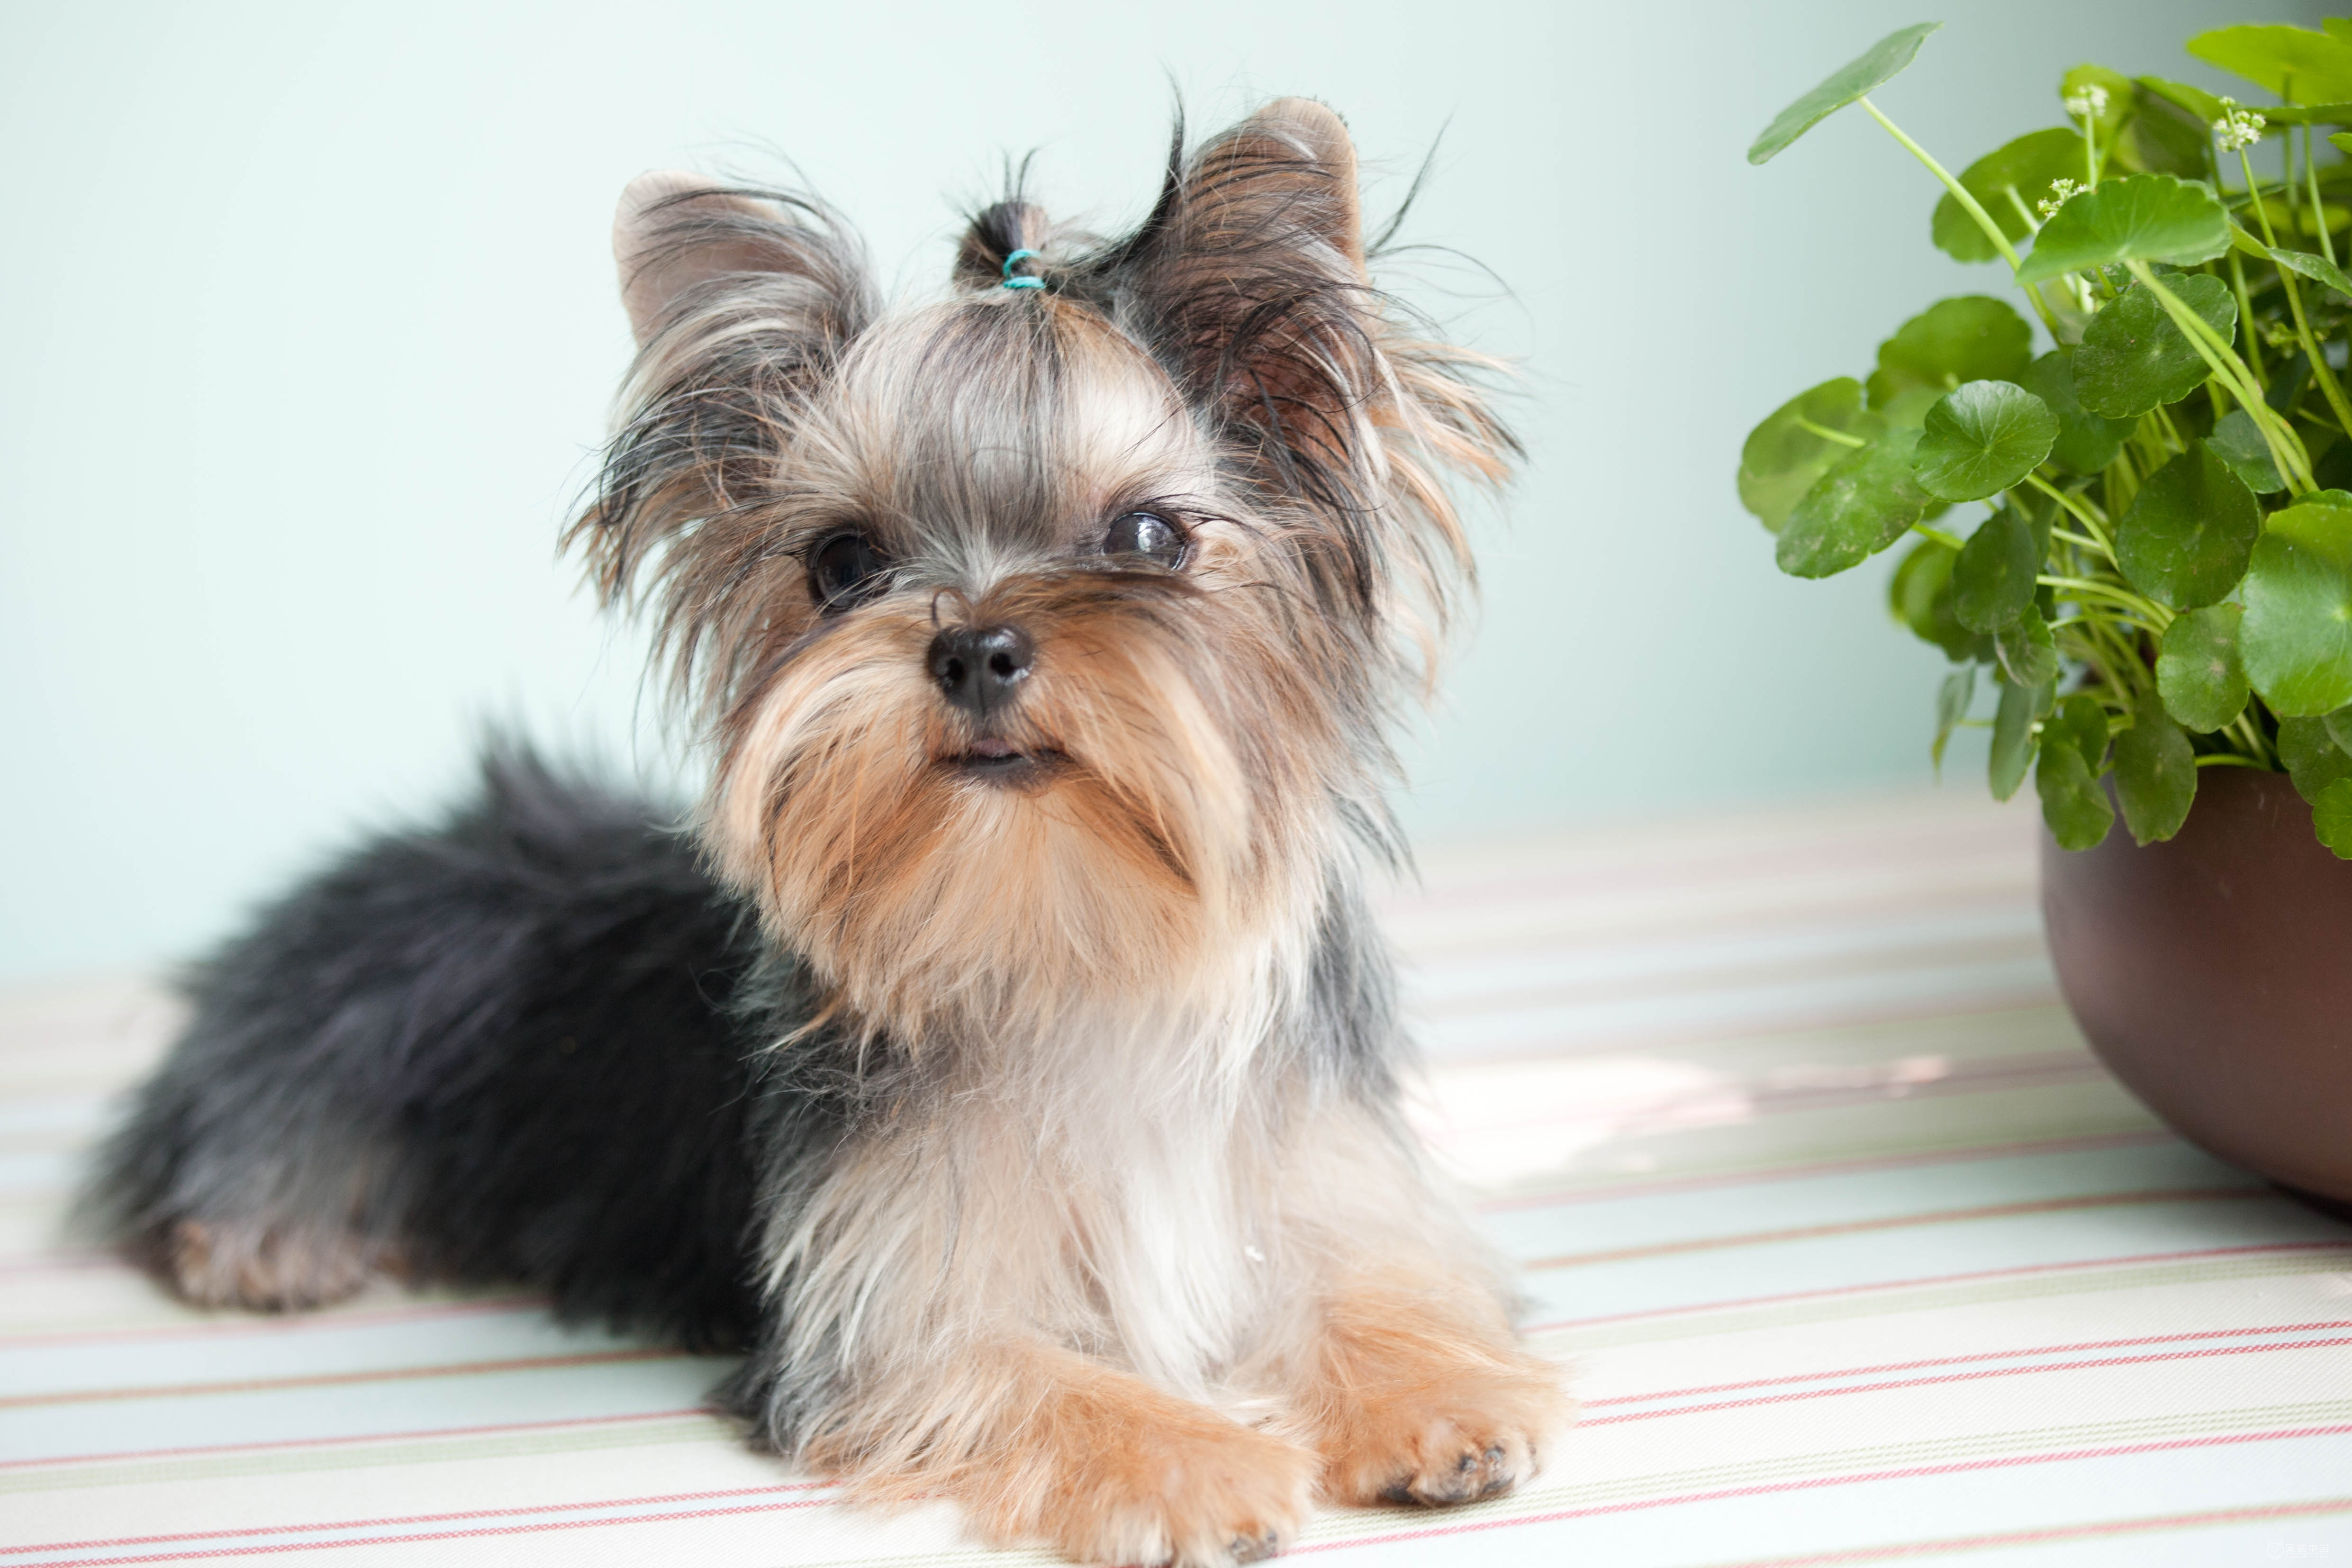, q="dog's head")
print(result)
[575,100,1512,1037]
